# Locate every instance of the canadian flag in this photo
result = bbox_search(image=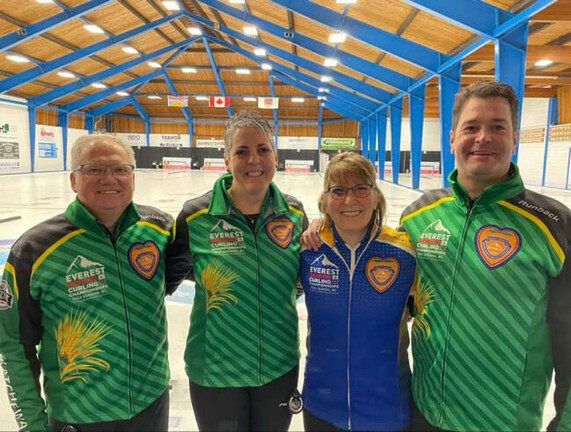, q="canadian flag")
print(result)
[209,96,230,108]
